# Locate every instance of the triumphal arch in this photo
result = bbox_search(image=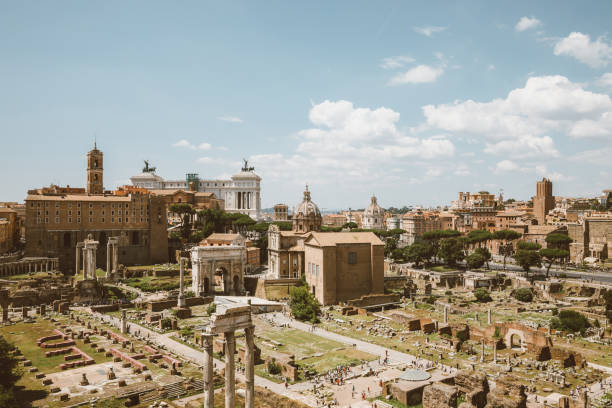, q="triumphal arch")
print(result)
[190,245,246,296]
